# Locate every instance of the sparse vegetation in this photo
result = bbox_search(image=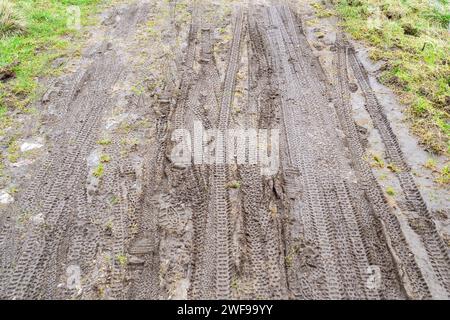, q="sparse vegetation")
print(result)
[436,164,450,184]
[226,180,241,189]
[96,285,105,298]
[18,210,32,224]
[386,186,396,196]
[285,252,293,268]
[116,253,127,267]
[6,138,19,163]
[120,137,139,146]
[104,220,113,234]
[97,138,112,146]
[311,2,334,18]
[100,154,111,163]
[422,158,449,184]
[424,157,438,171]
[337,0,450,155]
[371,153,385,168]
[110,195,119,205]
[231,277,239,290]
[93,163,104,178]
[387,163,401,173]
[0,0,103,112]
[0,0,27,38]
